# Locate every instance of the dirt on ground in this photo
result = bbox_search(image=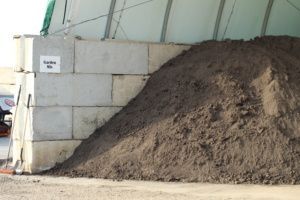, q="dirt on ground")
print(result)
[1,175,300,200]
[49,36,300,184]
